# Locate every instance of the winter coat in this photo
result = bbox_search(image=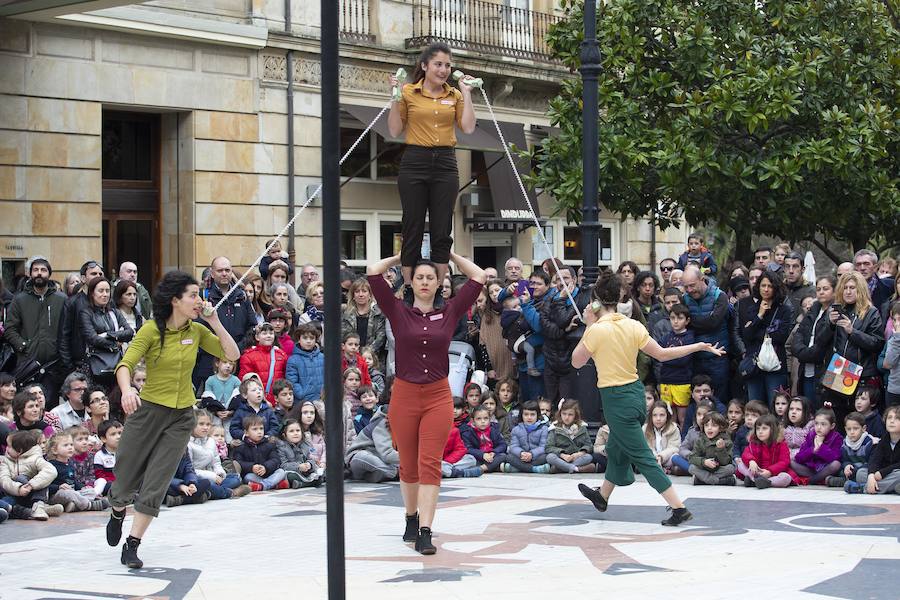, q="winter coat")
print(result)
[545,422,592,456]
[795,429,843,472]
[868,276,895,311]
[677,250,718,277]
[509,422,549,460]
[443,427,468,463]
[48,458,80,496]
[78,302,134,355]
[344,406,398,466]
[72,451,95,487]
[690,432,734,468]
[59,292,89,368]
[239,344,288,405]
[863,411,888,440]
[0,445,57,495]
[682,282,730,350]
[841,433,877,471]
[644,422,682,464]
[276,438,319,471]
[500,308,533,354]
[340,303,387,355]
[829,305,884,378]
[229,398,281,440]
[233,437,281,476]
[868,434,900,479]
[167,451,200,495]
[341,353,371,388]
[2,278,66,364]
[539,286,591,372]
[192,283,257,387]
[286,345,325,401]
[259,255,294,280]
[188,435,226,480]
[658,329,695,385]
[792,302,835,385]
[353,406,374,434]
[784,421,814,458]
[785,281,816,322]
[742,440,799,484]
[879,331,900,394]
[737,296,793,373]
[460,421,508,460]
